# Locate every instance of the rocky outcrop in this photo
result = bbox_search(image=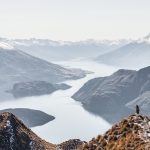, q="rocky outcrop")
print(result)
[8,81,71,98]
[57,139,84,150]
[56,114,150,150]
[82,114,150,150]
[0,108,55,127]
[0,112,56,150]
[72,66,150,123]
